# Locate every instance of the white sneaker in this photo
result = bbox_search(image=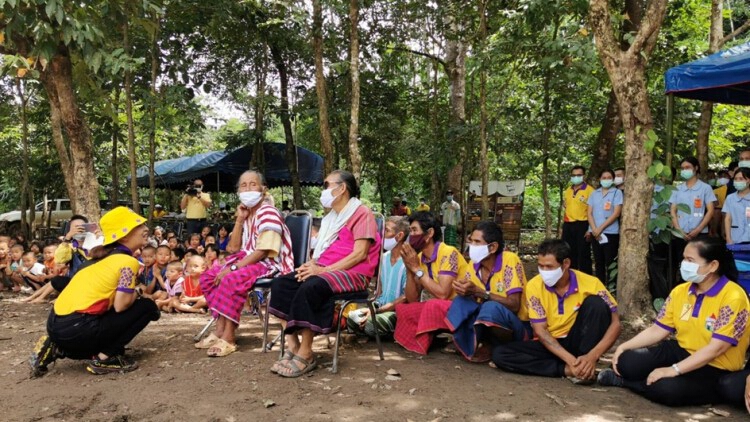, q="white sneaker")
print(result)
[20,286,33,295]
